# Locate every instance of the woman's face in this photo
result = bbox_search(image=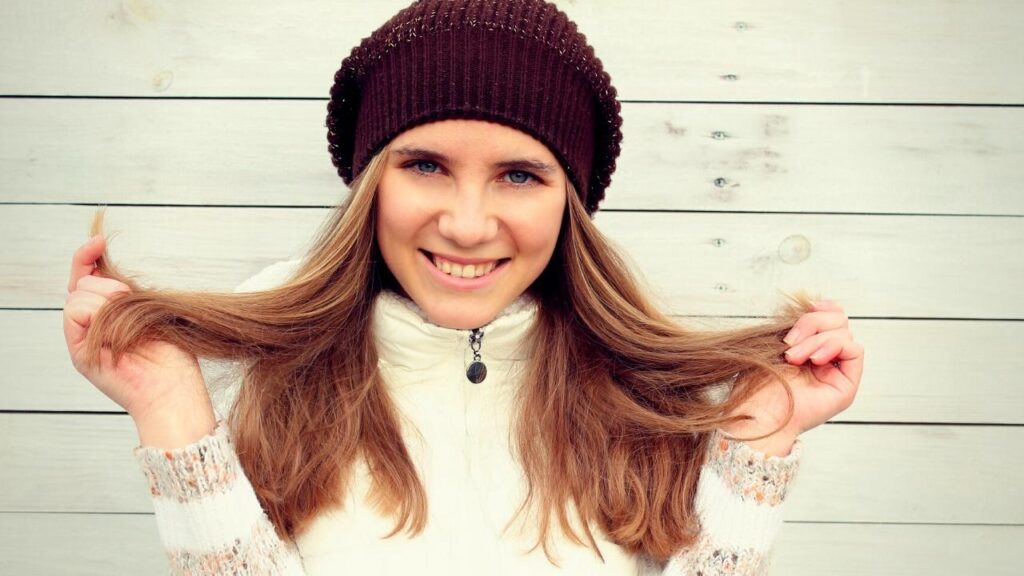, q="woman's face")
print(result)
[375,119,567,329]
